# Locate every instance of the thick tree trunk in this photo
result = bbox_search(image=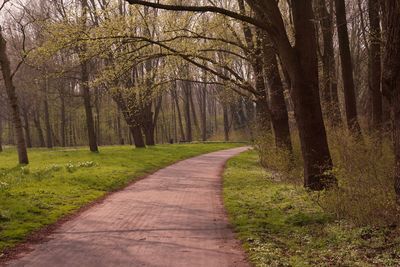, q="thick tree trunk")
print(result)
[81,61,99,152]
[33,109,46,147]
[129,125,145,148]
[43,77,53,149]
[335,0,362,135]
[368,0,383,131]
[262,35,292,151]
[0,29,28,164]
[246,0,336,190]
[382,0,400,201]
